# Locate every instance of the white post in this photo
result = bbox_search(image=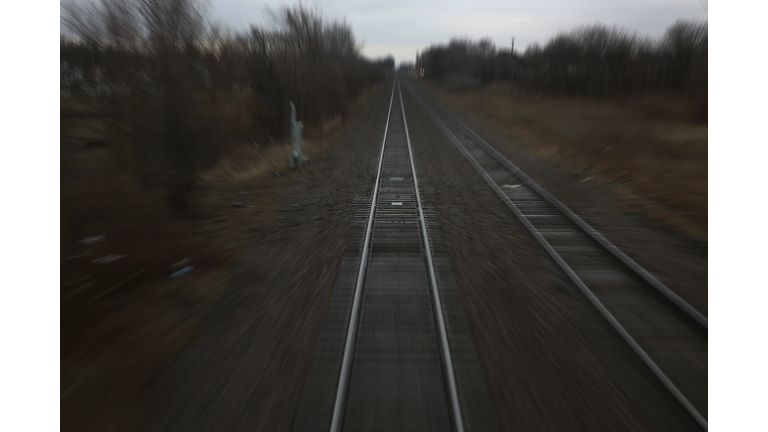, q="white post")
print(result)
[289,101,309,167]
